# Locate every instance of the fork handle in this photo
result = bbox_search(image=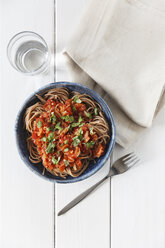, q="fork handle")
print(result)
[58,174,110,216]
